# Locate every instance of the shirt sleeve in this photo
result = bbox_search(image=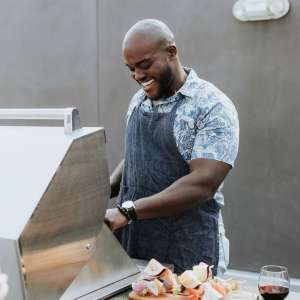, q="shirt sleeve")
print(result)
[191,102,239,167]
